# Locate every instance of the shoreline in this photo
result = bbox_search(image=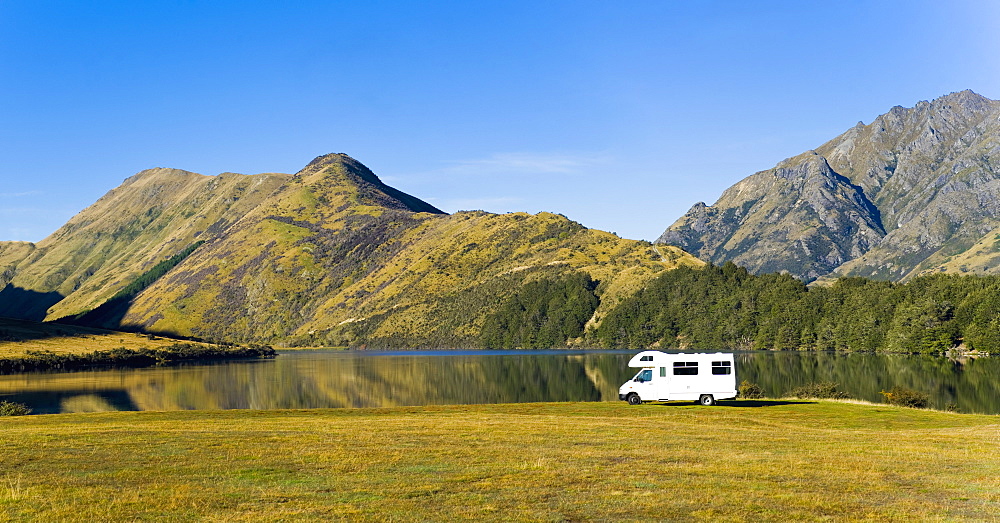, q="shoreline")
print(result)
[0,343,276,375]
